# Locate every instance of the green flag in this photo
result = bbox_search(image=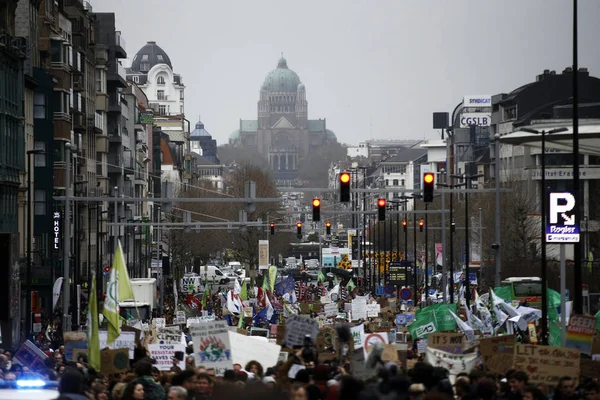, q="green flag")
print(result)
[346,279,356,292]
[268,266,277,292]
[318,271,326,282]
[102,241,130,345]
[240,279,248,301]
[87,273,100,372]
